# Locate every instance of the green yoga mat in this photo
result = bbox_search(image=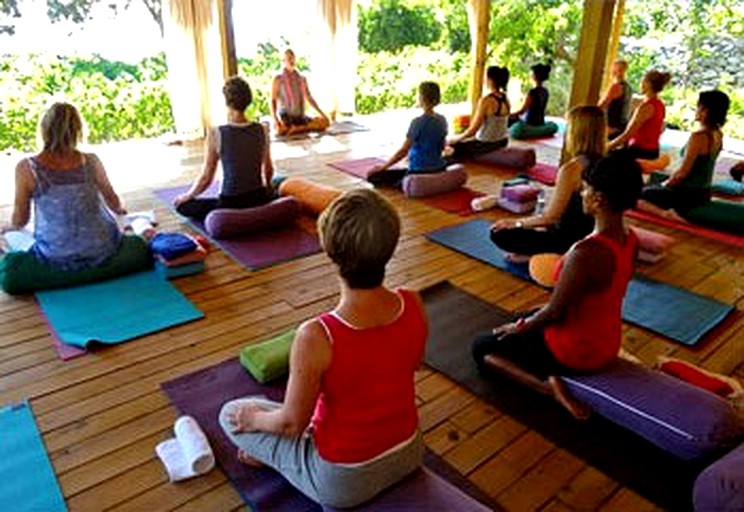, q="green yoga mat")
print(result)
[0,402,67,511]
[239,329,296,383]
[36,271,204,348]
